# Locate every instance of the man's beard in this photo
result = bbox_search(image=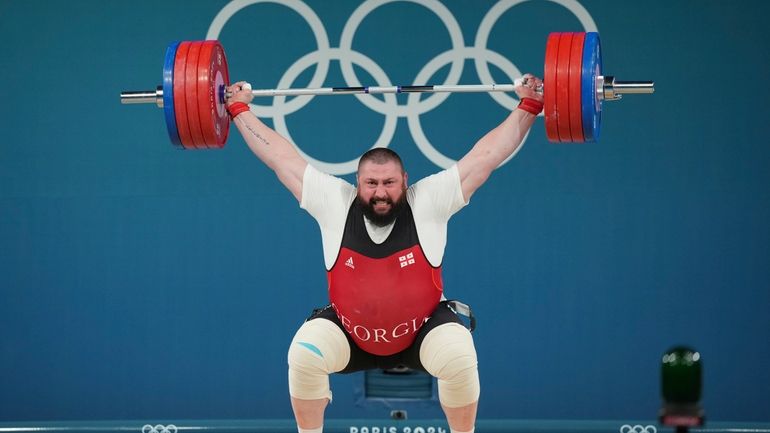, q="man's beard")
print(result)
[356,193,406,227]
